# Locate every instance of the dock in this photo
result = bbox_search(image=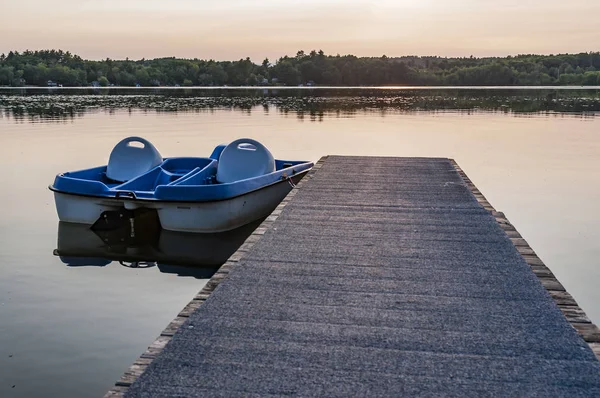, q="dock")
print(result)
[108,156,600,397]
